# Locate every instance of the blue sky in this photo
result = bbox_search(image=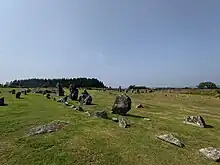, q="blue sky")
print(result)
[0,0,220,87]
